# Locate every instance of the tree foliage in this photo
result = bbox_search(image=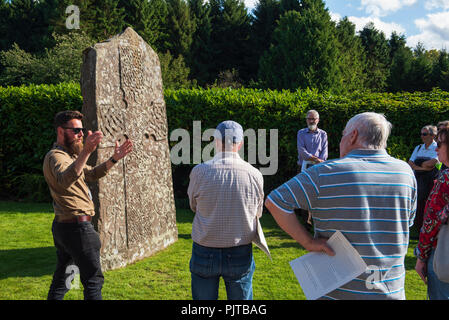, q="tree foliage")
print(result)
[335,17,367,92]
[258,2,340,92]
[188,0,213,85]
[359,22,390,91]
[0,32,95,85]
[0,0,449,92]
